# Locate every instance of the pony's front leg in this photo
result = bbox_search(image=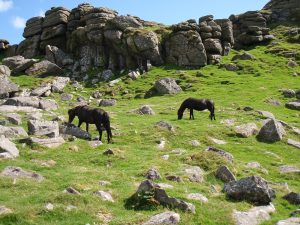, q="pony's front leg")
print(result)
[189,109,192,120]
[78,120,83,128]
[86,123,89,132]
[95,123,103,142]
